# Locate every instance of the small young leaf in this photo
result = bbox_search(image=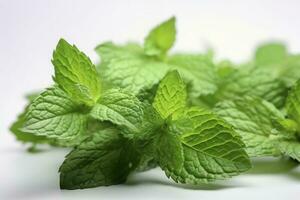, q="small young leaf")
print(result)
[144,17,176,57]
[52,39,101,106]
[153,70,187,120]
[255,42,287,66]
